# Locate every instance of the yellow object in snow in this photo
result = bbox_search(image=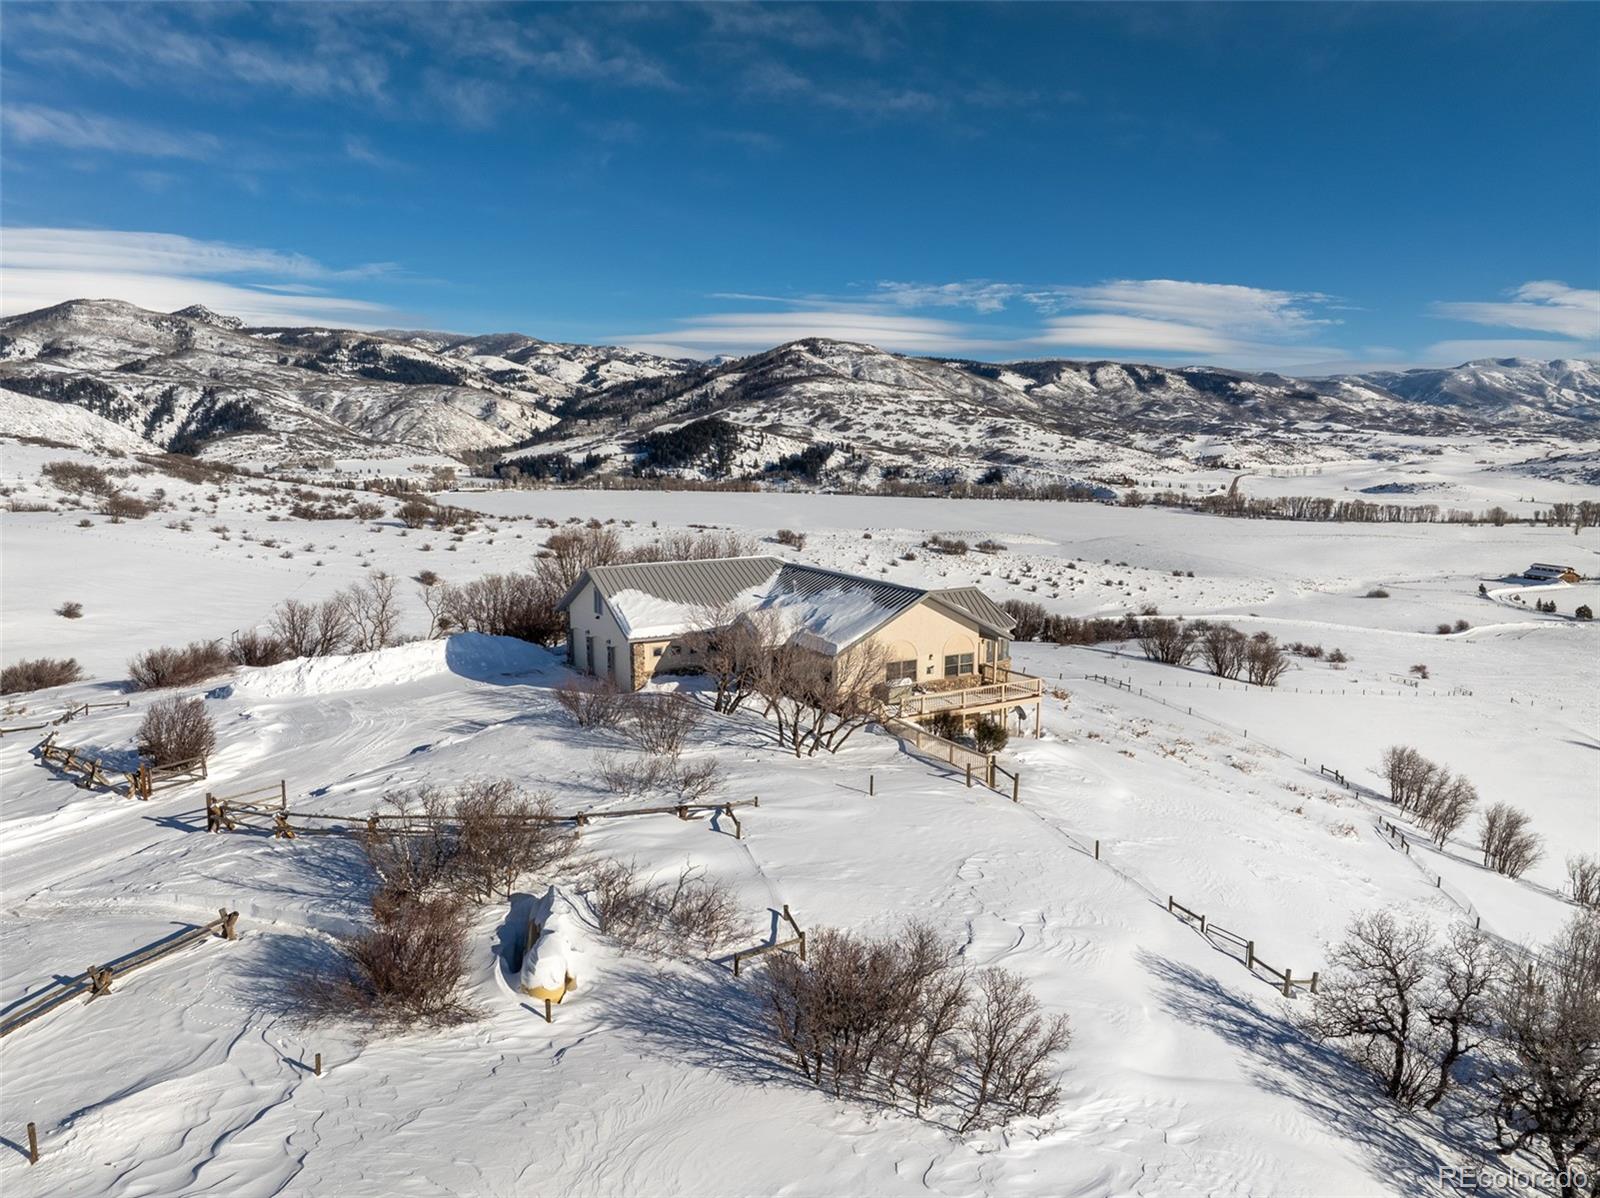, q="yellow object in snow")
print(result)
[523,972,578,1003]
